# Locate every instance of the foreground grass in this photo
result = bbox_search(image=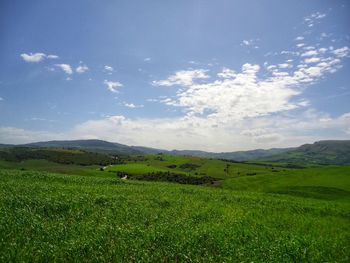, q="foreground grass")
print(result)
[0,169,349,262]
